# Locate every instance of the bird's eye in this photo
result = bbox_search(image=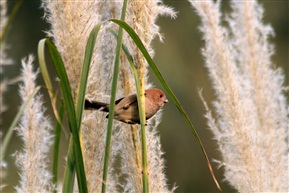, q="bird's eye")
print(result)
[160,94,163,98]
